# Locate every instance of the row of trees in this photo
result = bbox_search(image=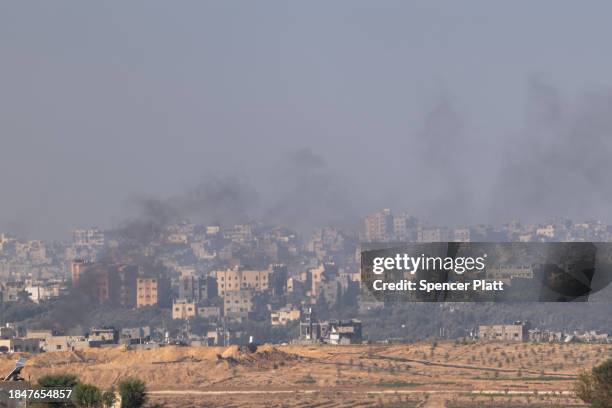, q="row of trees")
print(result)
[35,373,147,408]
